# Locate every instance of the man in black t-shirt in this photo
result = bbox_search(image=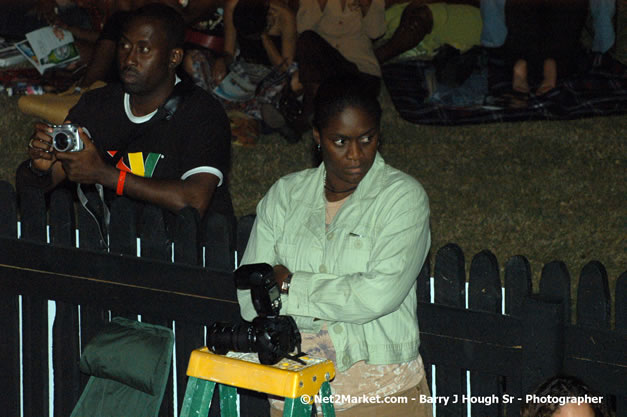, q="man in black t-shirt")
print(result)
[20,3,233,219]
